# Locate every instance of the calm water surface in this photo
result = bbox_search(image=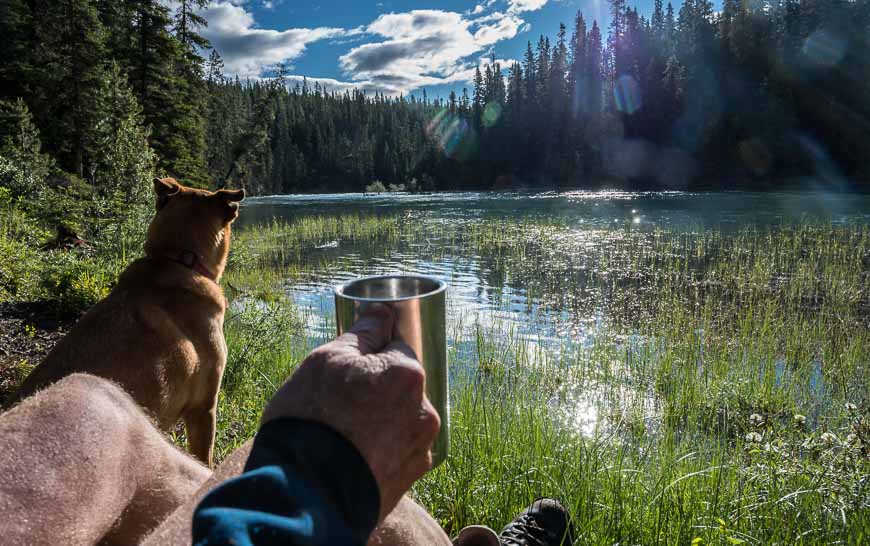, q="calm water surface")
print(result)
[240,190,870,435]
